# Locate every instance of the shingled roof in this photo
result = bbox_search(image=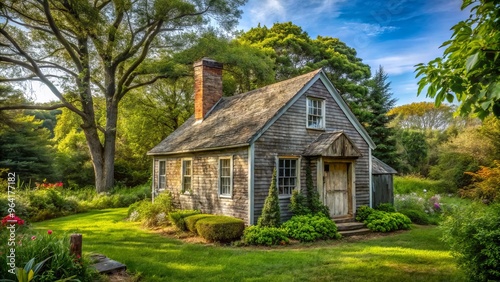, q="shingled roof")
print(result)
[372,156,397,174]
[148,69,322,155]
